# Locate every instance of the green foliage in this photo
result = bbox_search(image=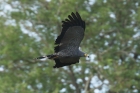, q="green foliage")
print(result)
[0,0,140,93]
